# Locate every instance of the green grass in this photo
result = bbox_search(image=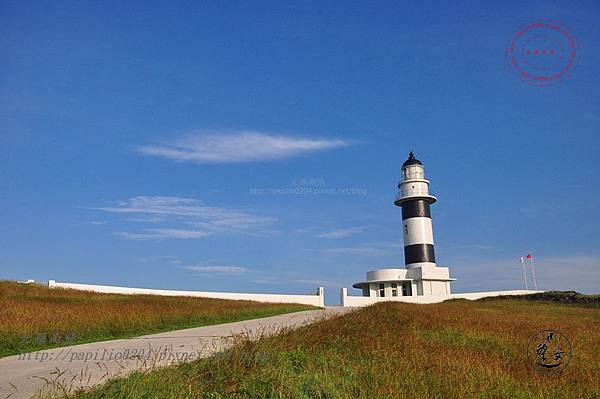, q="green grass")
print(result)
[0,280,318,358]
[59,295,600,399]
